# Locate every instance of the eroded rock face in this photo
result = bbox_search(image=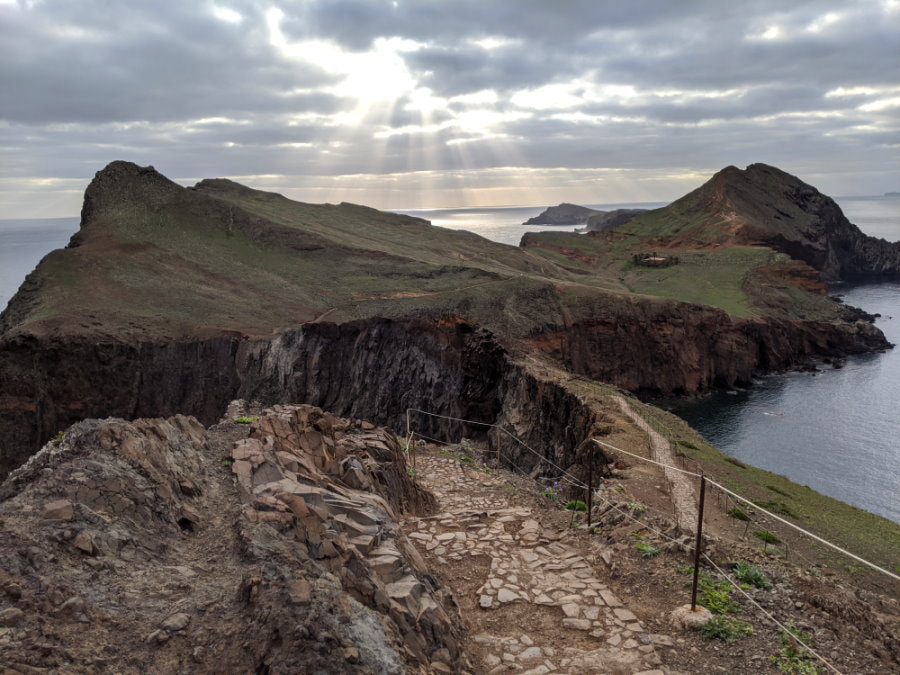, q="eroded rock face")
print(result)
[532,310,889,396]
[0,309,891,478]
[0,405,468,673]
